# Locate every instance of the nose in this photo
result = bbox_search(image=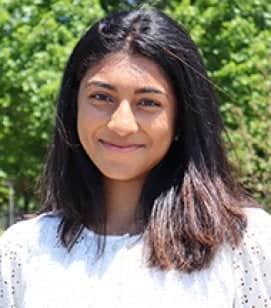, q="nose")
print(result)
[107,100,139,136]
